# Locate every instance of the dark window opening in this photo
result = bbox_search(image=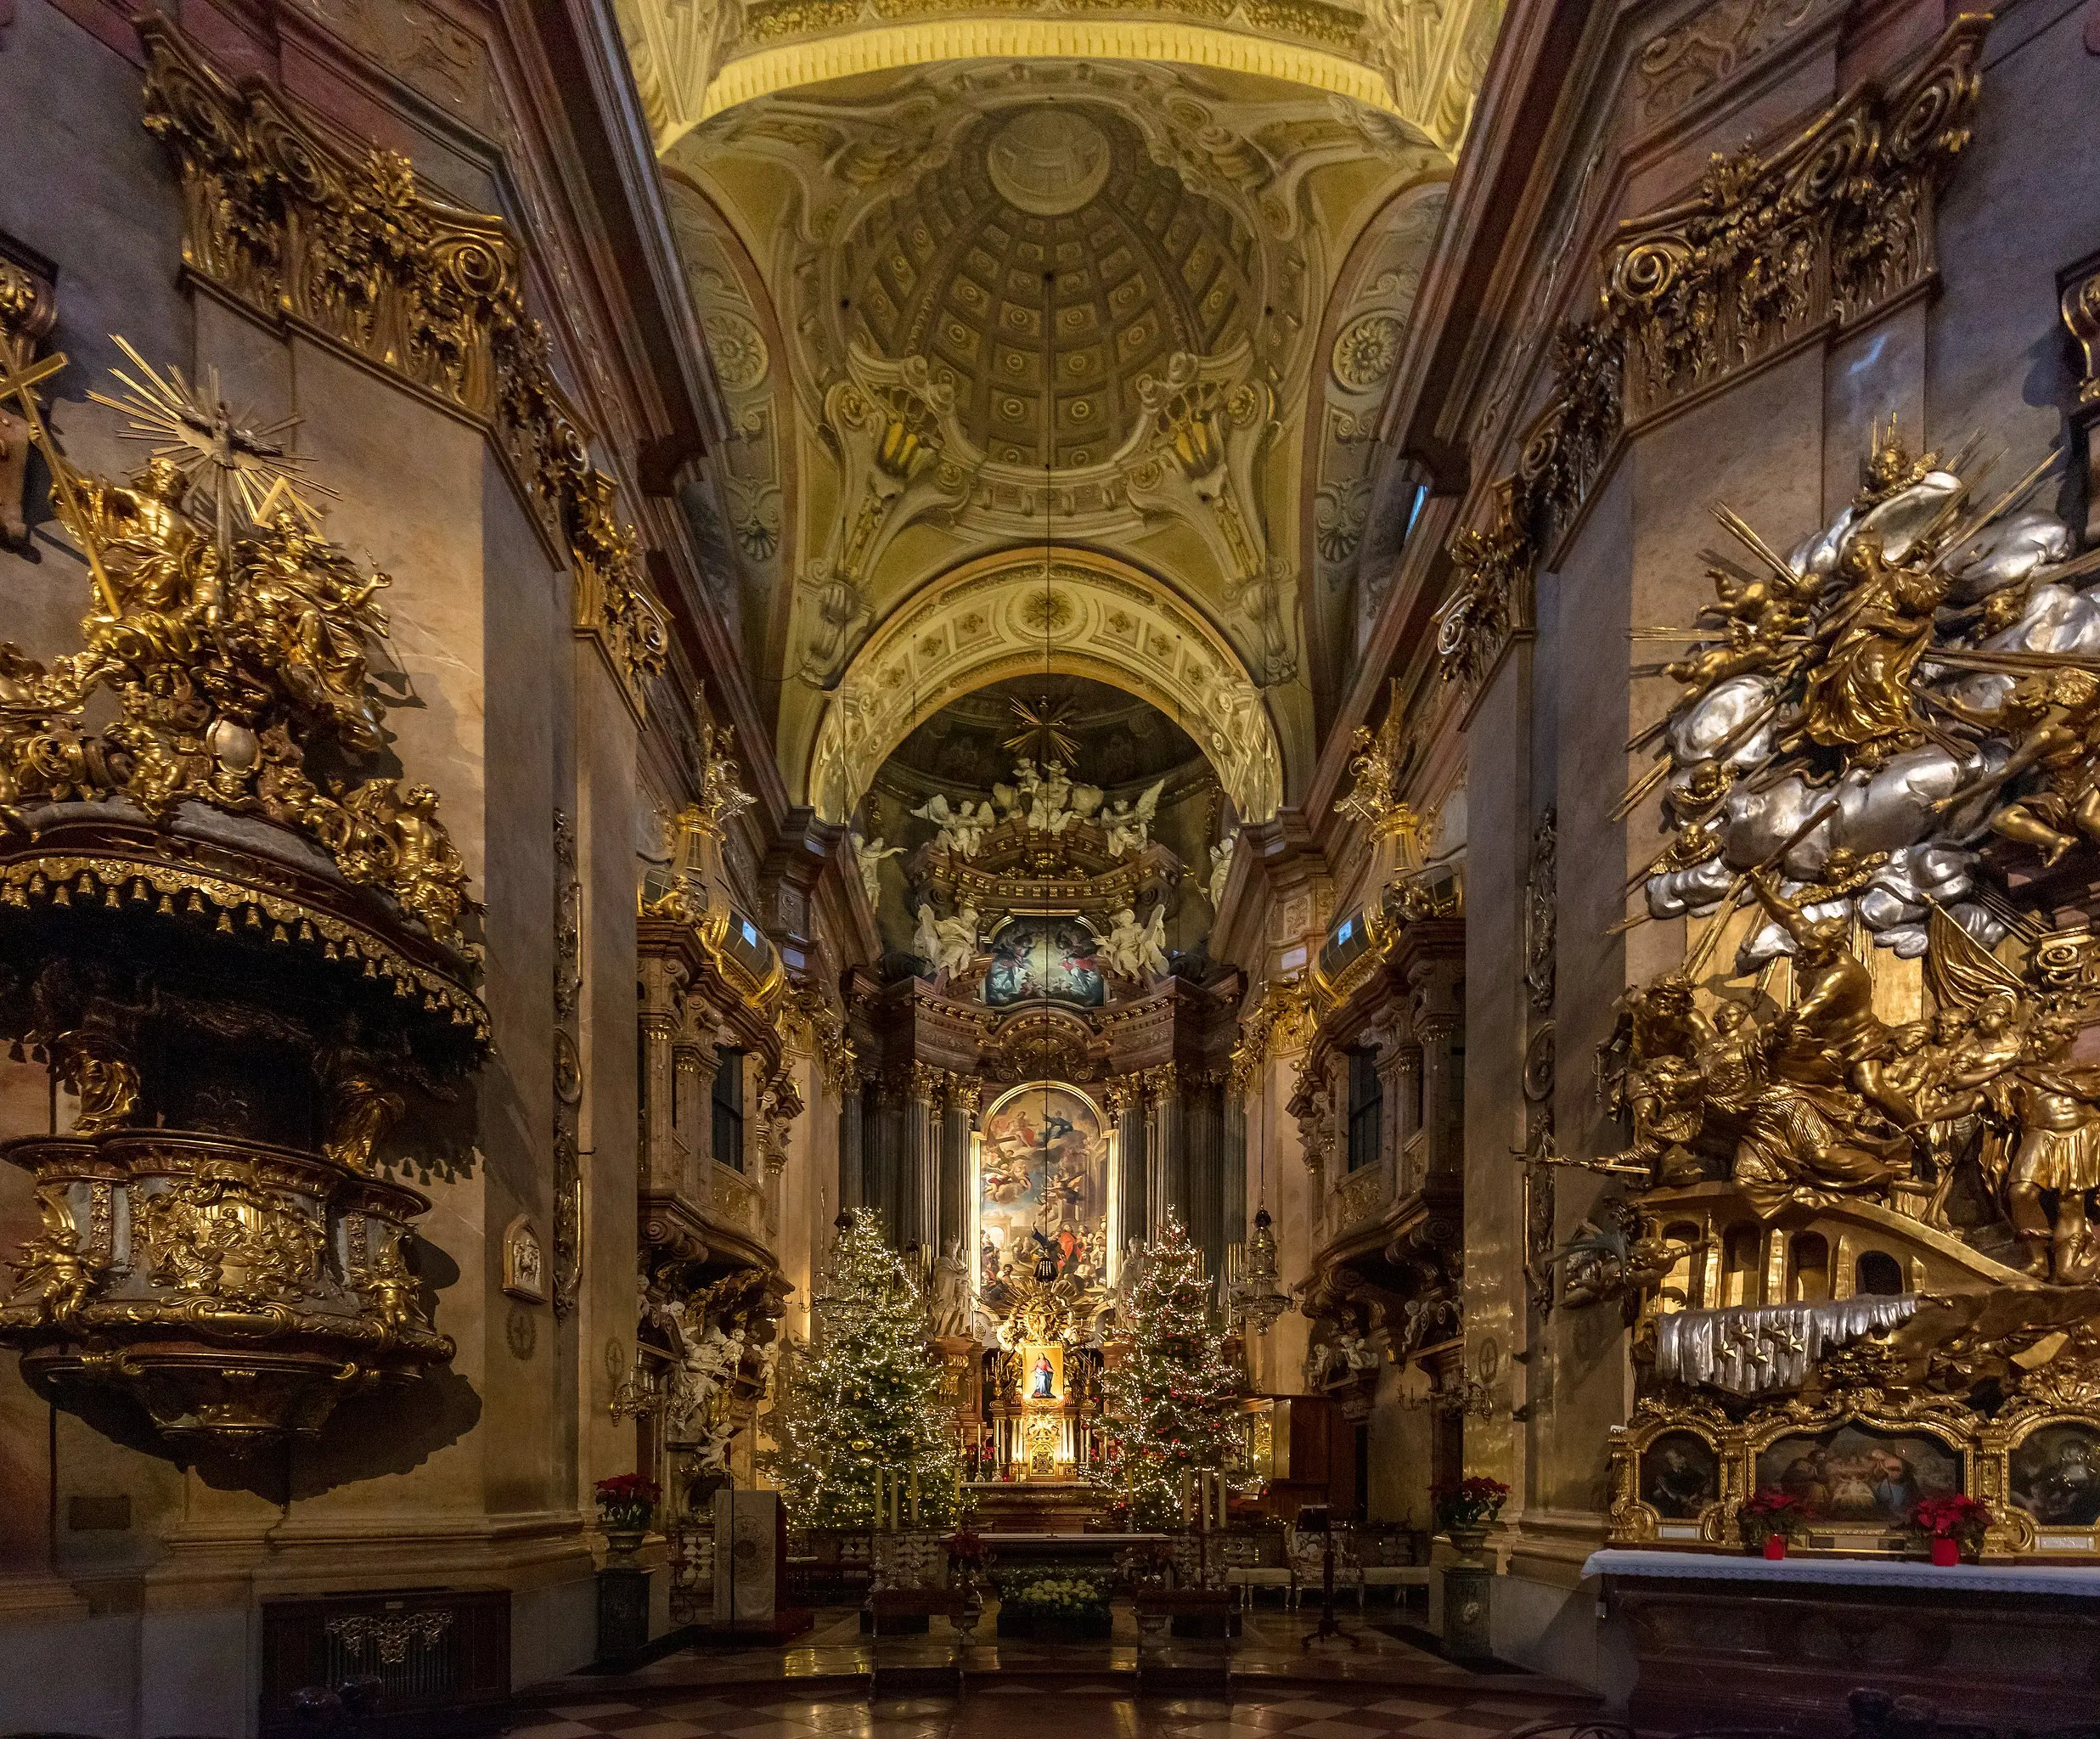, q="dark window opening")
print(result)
[711,1047,745,1172]
[1347,1048,1382,1173]
[1855,1250,1904,1296]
